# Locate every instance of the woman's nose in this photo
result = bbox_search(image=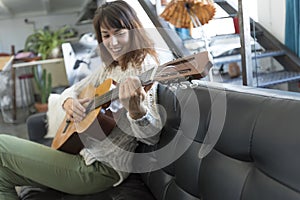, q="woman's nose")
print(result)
[110,35,118,46]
